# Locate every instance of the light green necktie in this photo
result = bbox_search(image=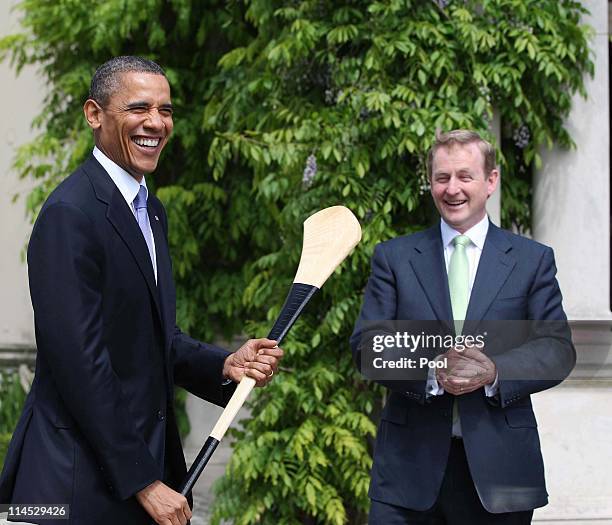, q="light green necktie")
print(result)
[448,235,471,335]
[448,234,470,436]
